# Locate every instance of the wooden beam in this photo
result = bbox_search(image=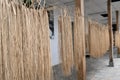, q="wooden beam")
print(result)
[75,0,86,80]
[75,0,84,16]
[107,0,114,67]
[115,10,120,58]
[116,11,119,32]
